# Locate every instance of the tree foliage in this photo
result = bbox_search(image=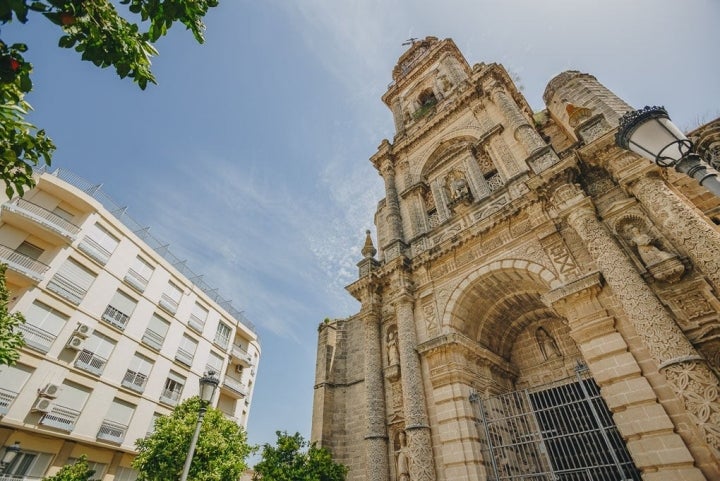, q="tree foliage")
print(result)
[253,431,347,481]
[0,264,25,366]
[42,455,97,481]
[0,0,219,197]
[133,396,253,481]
